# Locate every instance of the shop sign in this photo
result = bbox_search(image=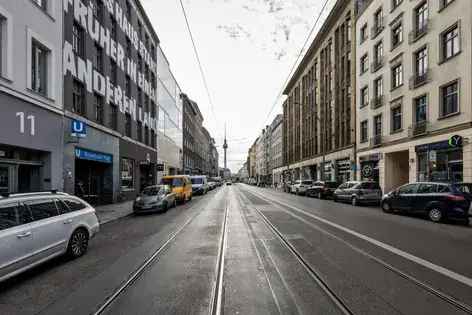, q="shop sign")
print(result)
[156,164,165,171]
[362,164,374,178]
[71,119,87,138]
[75,148,112,164]
[416,136,463,152]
